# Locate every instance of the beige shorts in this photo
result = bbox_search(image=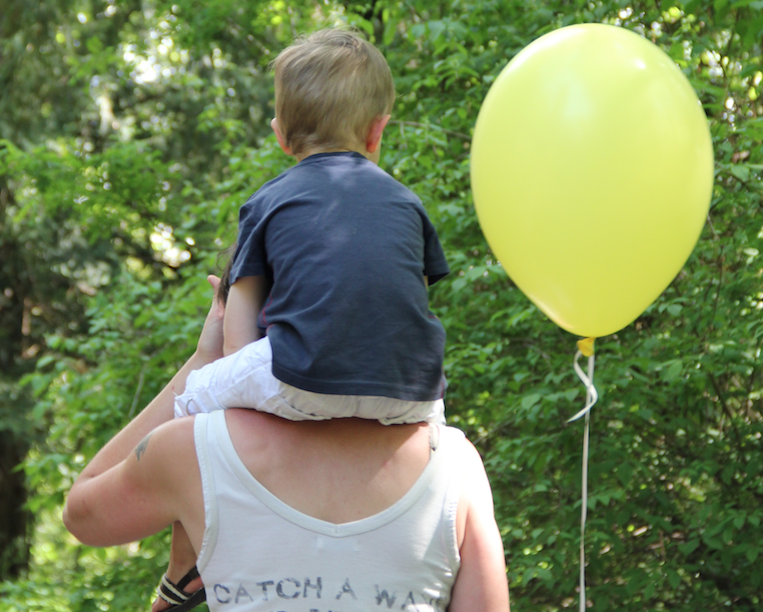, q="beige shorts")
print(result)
[174,337,445,425]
